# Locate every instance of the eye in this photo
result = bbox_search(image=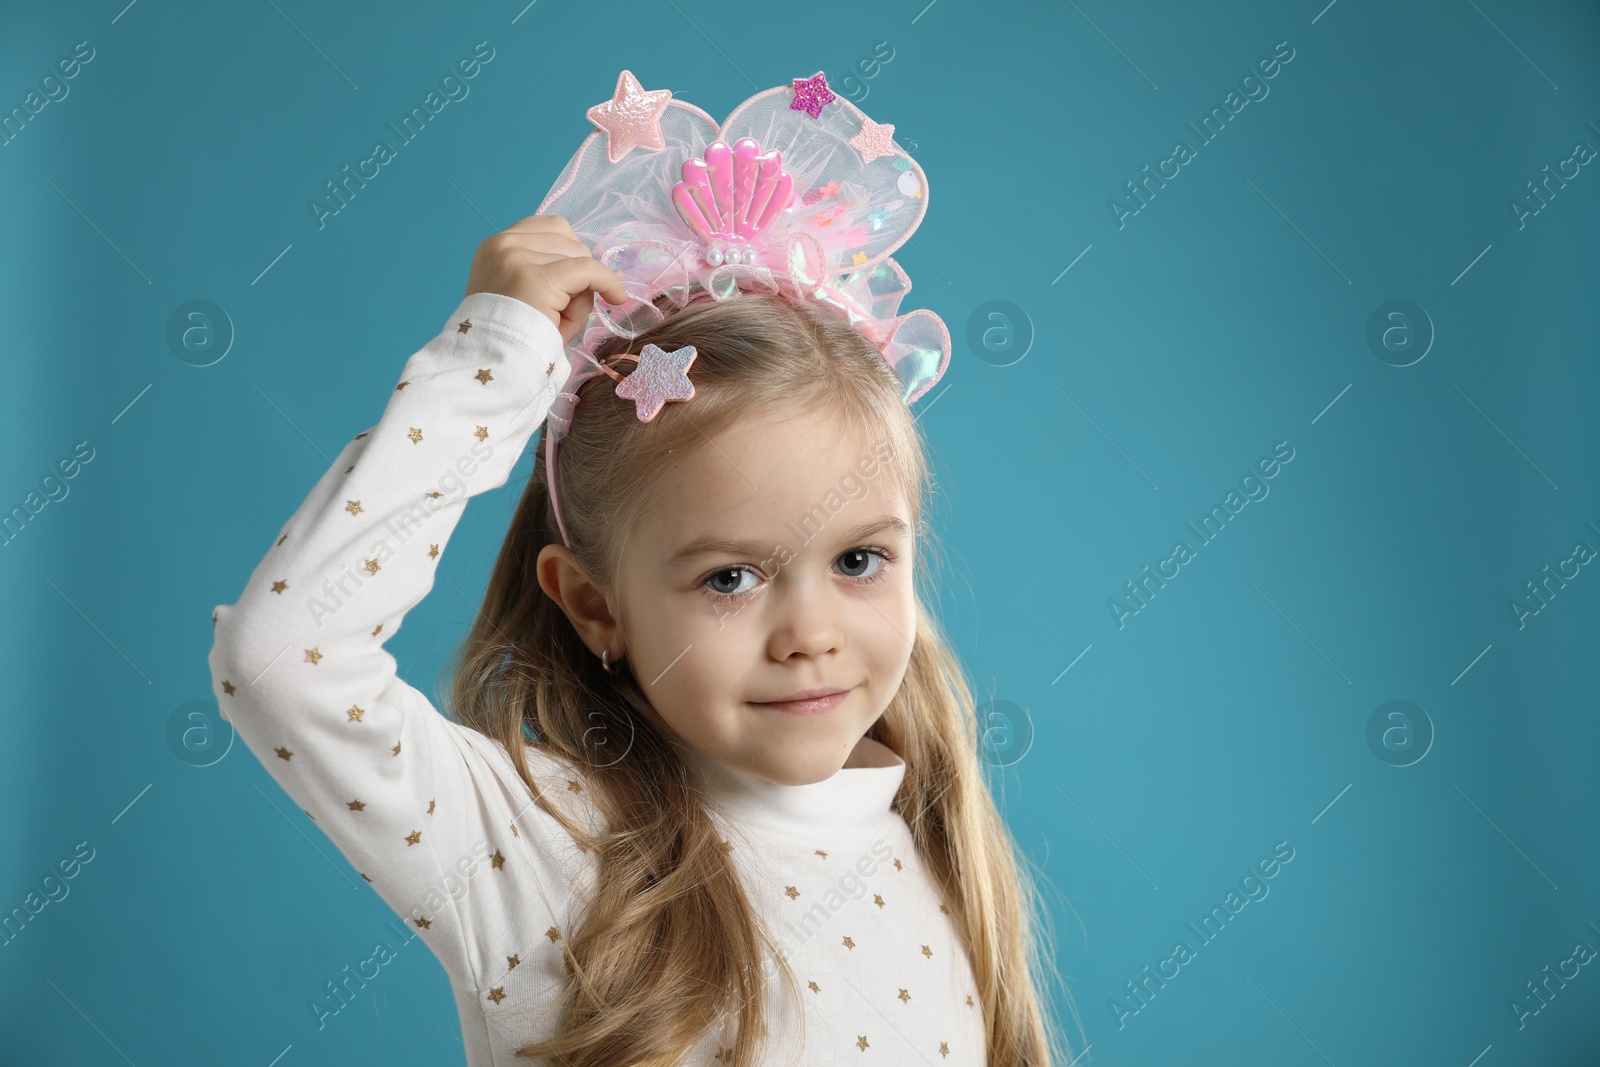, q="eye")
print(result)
[835,547,891,581]
[703,565,760,598]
